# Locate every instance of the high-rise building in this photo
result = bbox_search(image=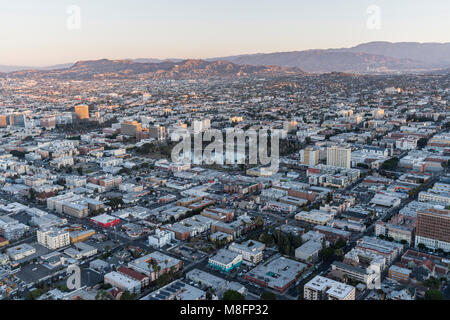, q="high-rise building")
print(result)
[9,113,25,127]
[0,115,7,127]
[415,208,450,252]
[326,146,351,168]
[149,125,166,140]
[74,105,90,120]
[302,147,319,166]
